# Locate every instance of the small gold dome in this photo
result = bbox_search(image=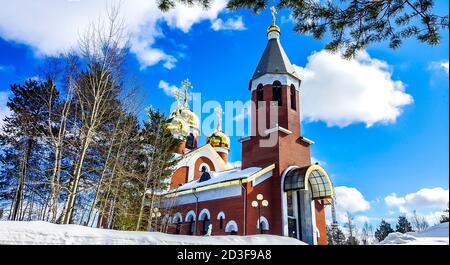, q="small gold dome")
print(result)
[166,111,189,137]
[180,107,200,130]
[267,24,280,34]
[207,131,230,150]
